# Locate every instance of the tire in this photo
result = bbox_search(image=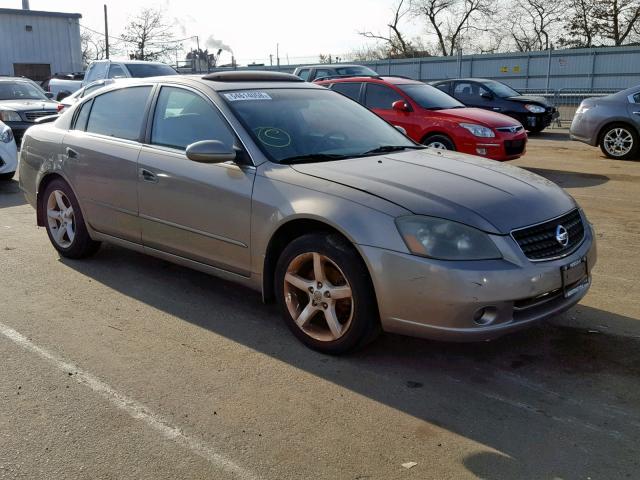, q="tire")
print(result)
[0,172,15,181]
[42,178,101,258]
[275,233,380,354]
[599,123,639,160]
[422,134,455,150]
[527,125,546,134]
